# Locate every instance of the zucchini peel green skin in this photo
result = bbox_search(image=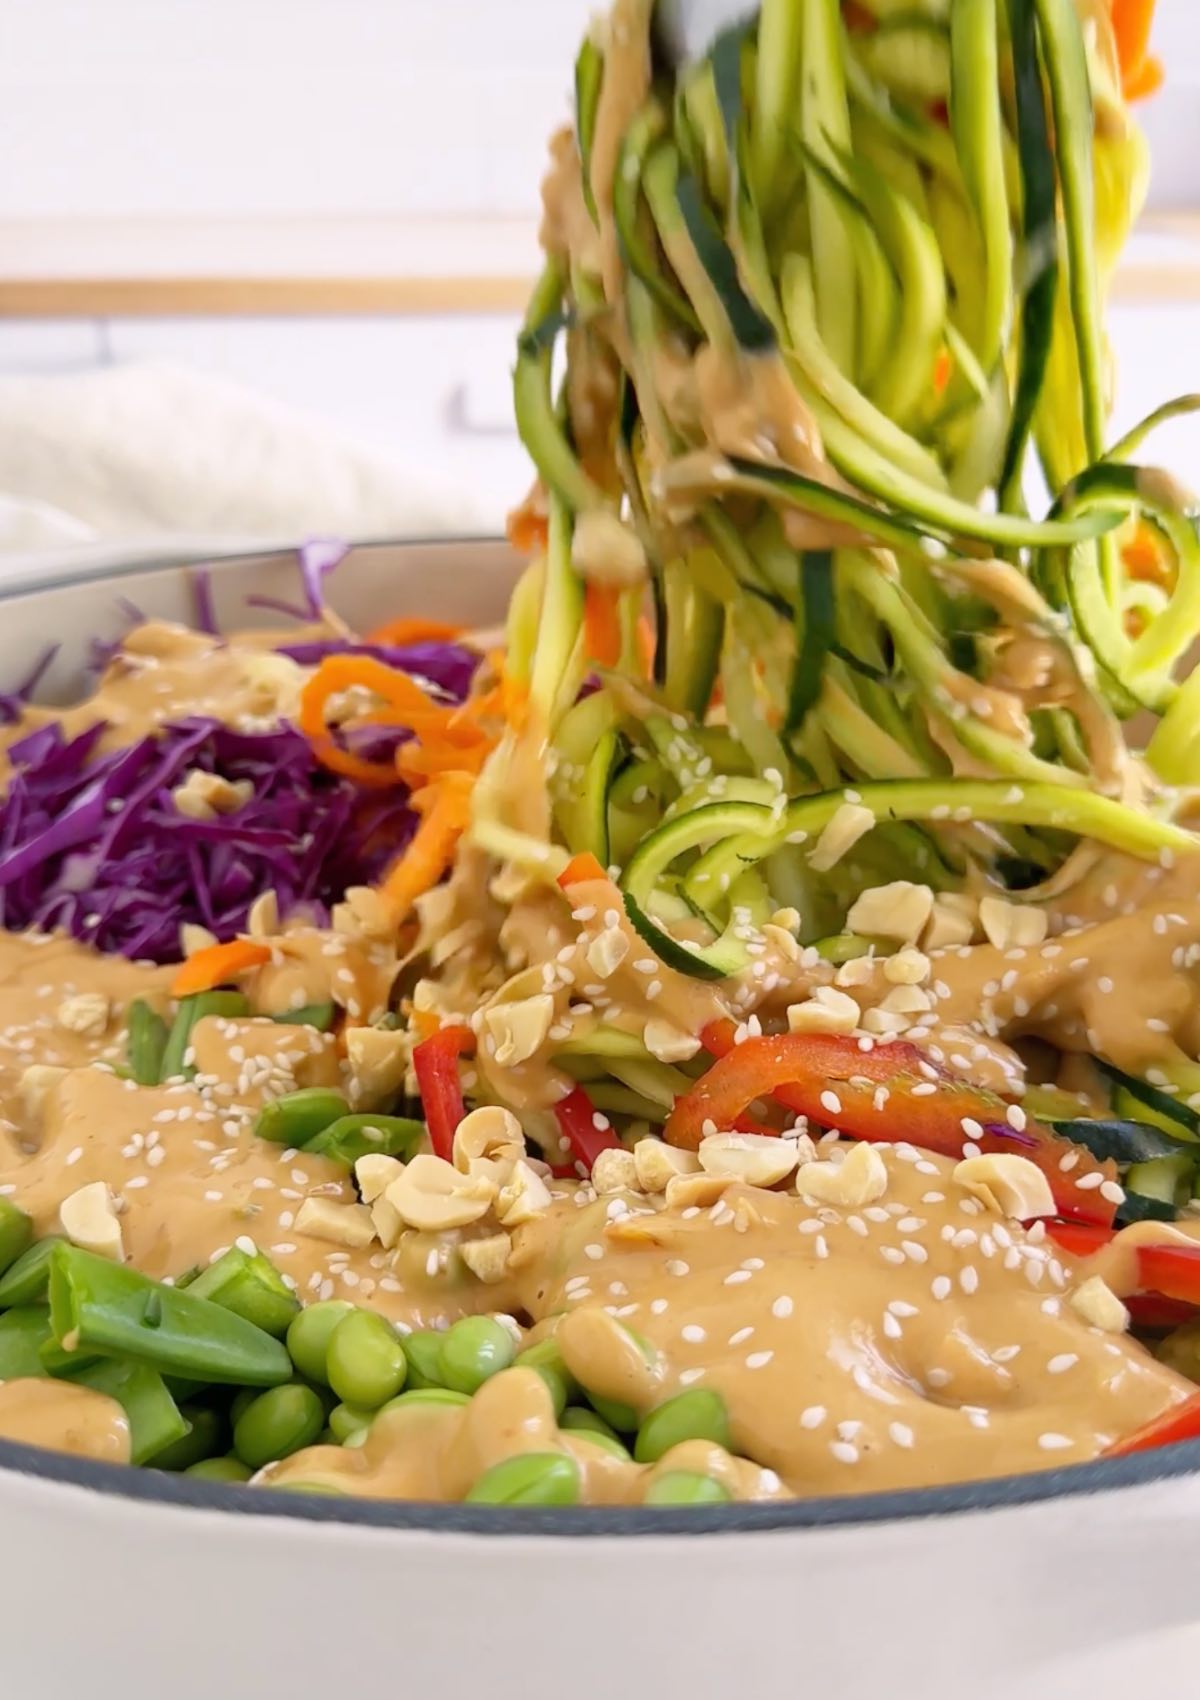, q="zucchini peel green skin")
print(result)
[501,2,1200,1021]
